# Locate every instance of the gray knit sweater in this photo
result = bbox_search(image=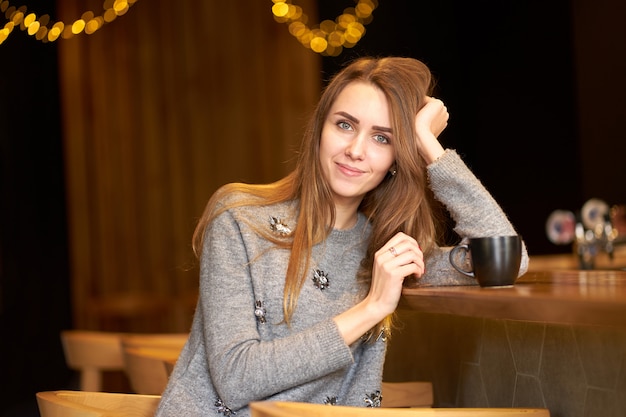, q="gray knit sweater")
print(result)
[155,150,528,416]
